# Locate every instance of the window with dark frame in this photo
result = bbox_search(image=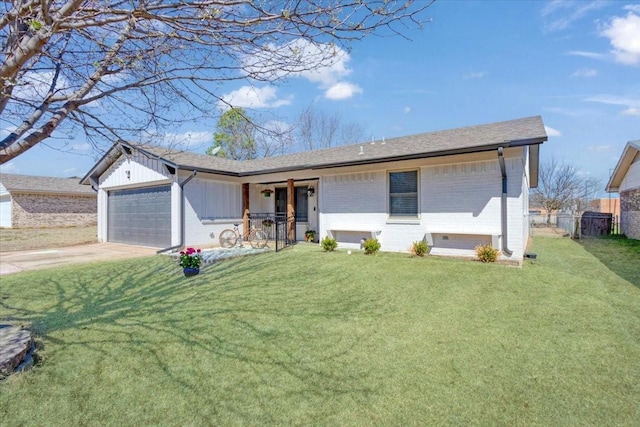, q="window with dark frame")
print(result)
[275,186,309,222]
[389,170,418,217]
